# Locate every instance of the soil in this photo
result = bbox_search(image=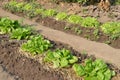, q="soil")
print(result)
[0,34,64,80]
[1,0,120,49]
[36,0,120,23]
[0,34,92,80]
[0,64,16,80]
[0,33,89,80]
